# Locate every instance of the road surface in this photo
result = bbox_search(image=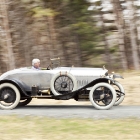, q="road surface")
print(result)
[0,105,140,119]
